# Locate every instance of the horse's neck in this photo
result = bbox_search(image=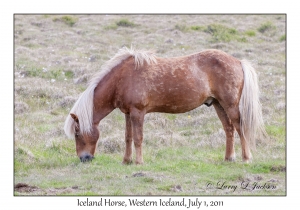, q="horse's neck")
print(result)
[92,72,117,124]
